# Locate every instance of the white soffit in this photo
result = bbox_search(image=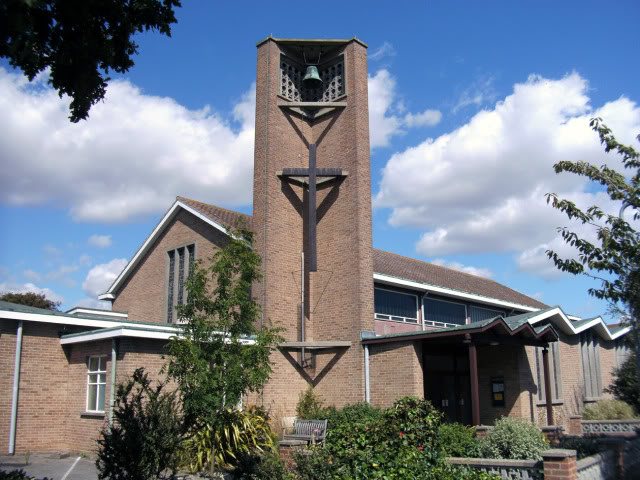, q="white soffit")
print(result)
[99,200,229,299]
[528,310,630,341]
